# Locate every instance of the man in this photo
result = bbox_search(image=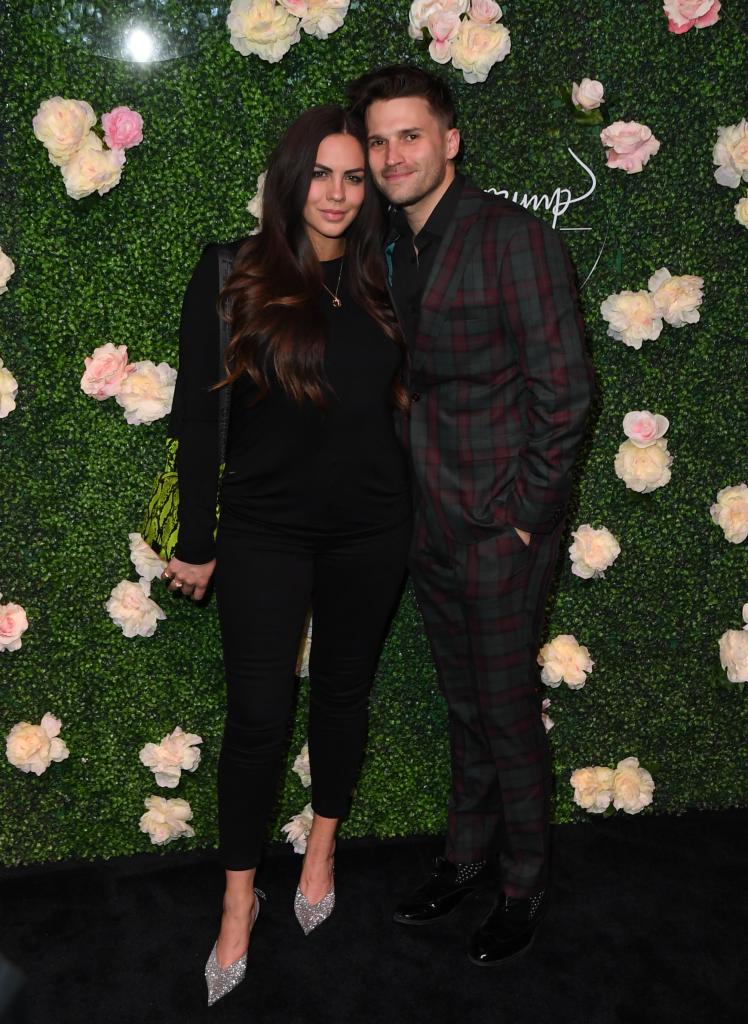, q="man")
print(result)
[347,66,594,965]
